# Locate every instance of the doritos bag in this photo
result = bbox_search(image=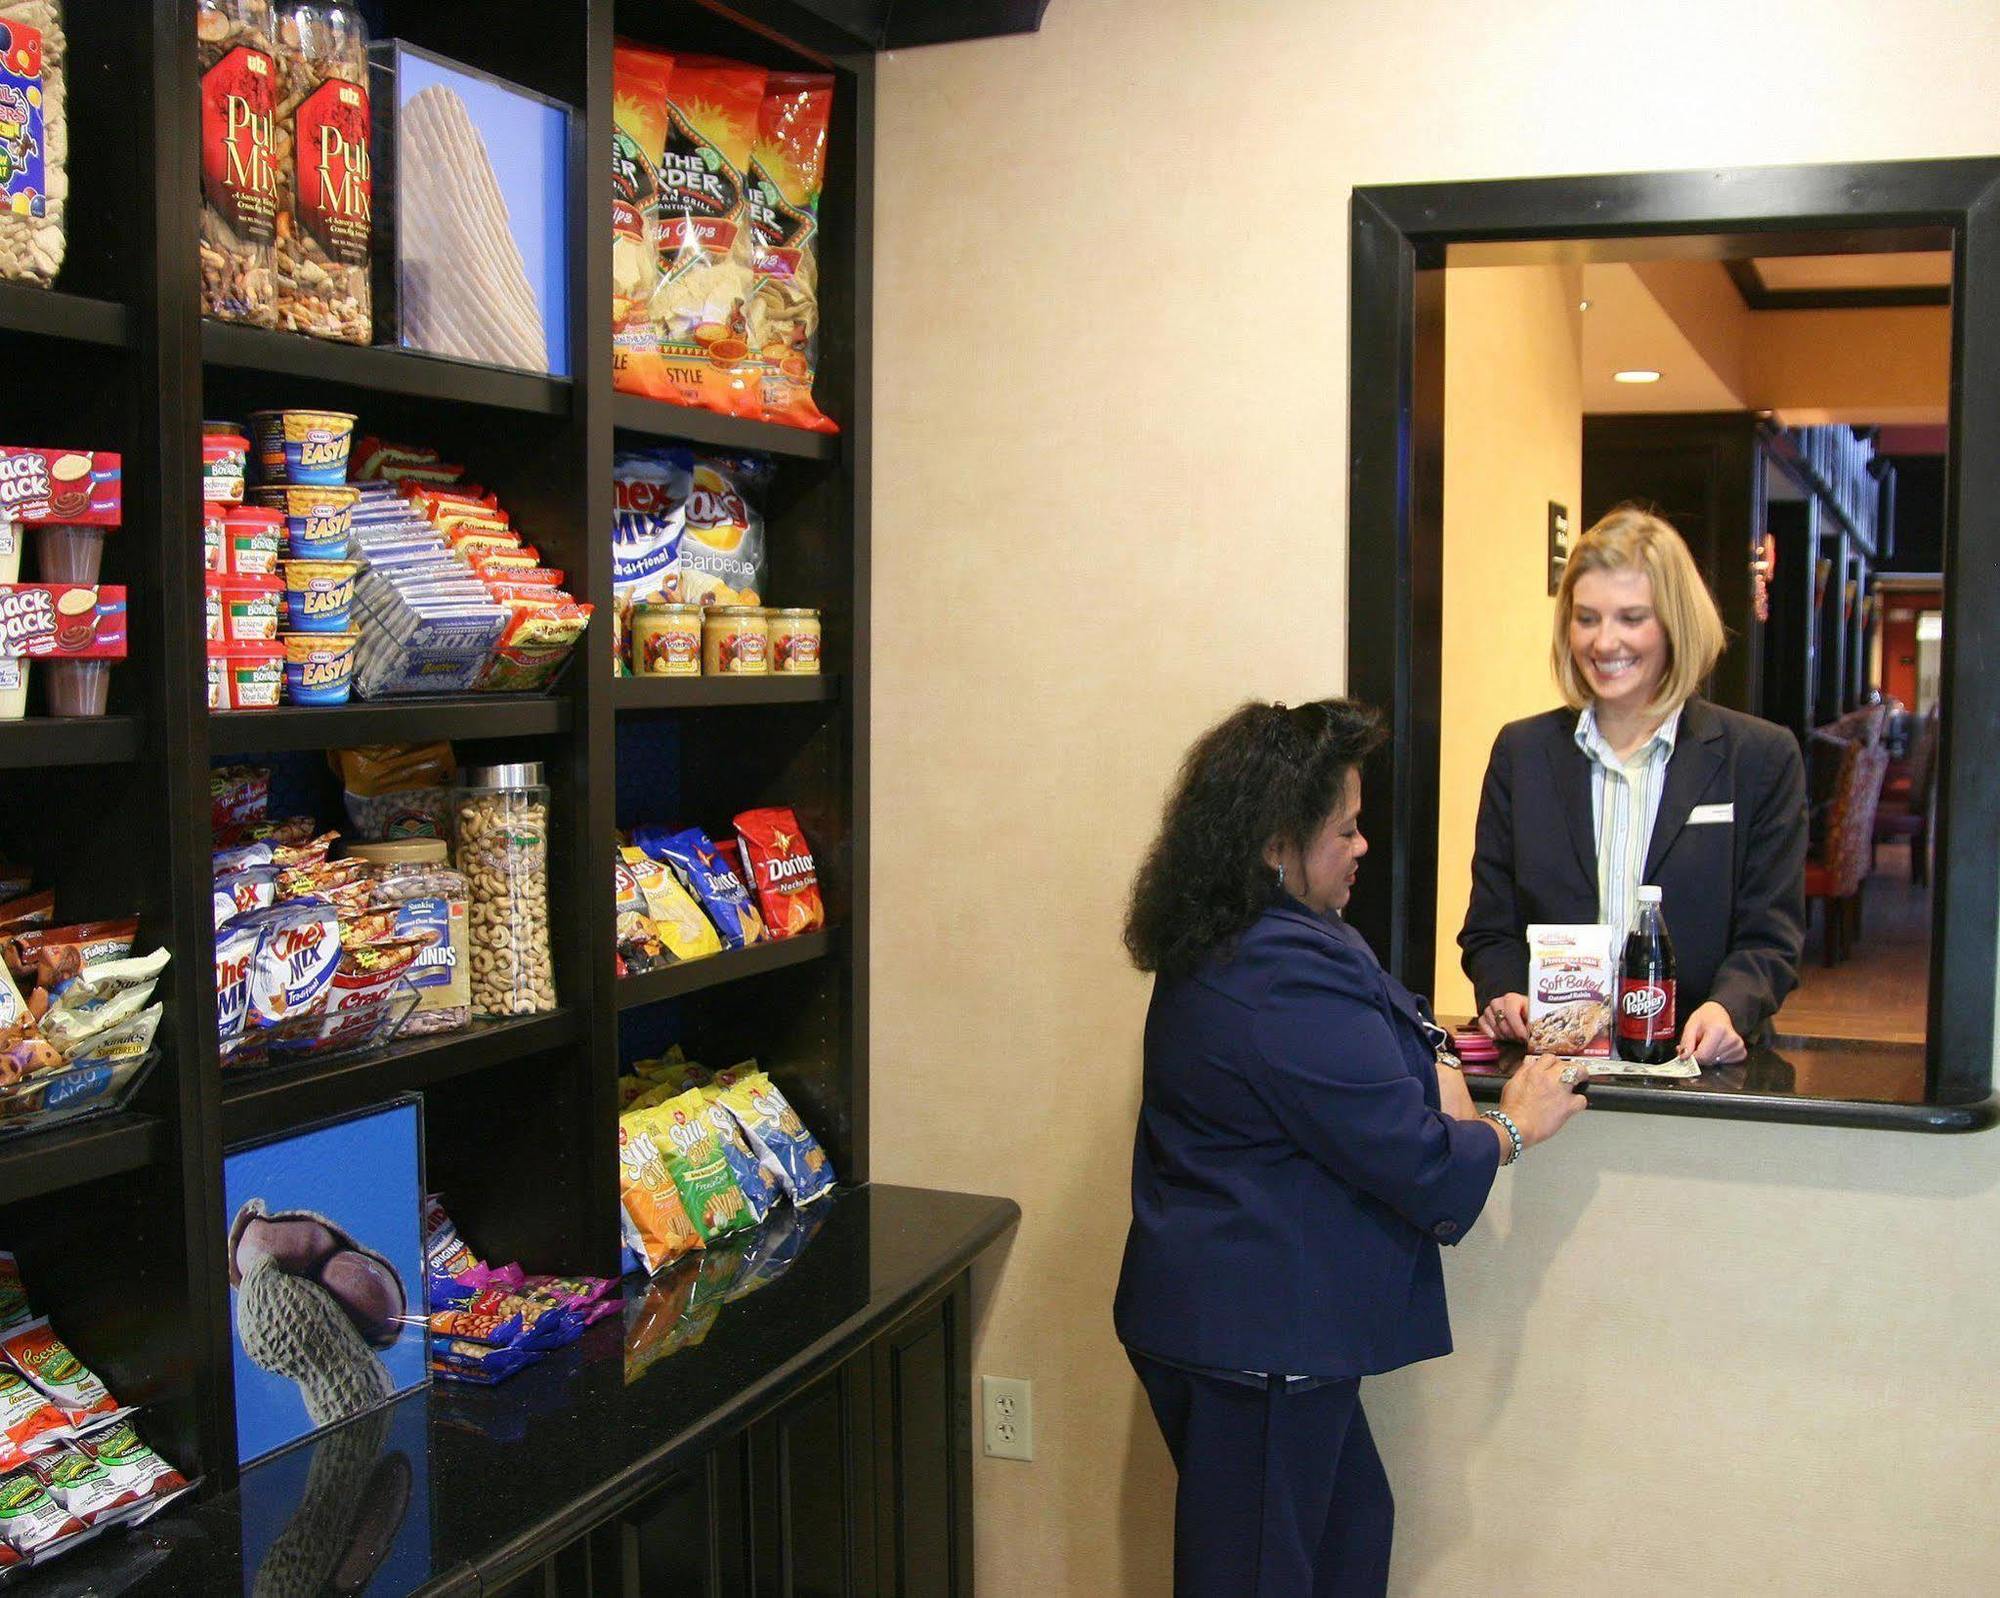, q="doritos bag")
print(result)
[627,1090,757,1244]
[713,1065,835,1205]
[618,1121,704,1274]
[733,807,824,939]
[628,55,766,416]
[682,453,770,607]
[635,825,765,948]
[749,73,837,433]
